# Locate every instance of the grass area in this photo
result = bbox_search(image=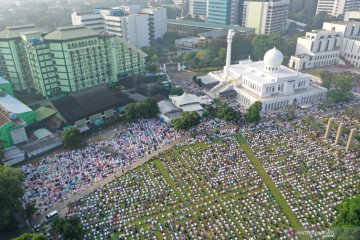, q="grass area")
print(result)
[154,159,186,202]
[235,134,308,237]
